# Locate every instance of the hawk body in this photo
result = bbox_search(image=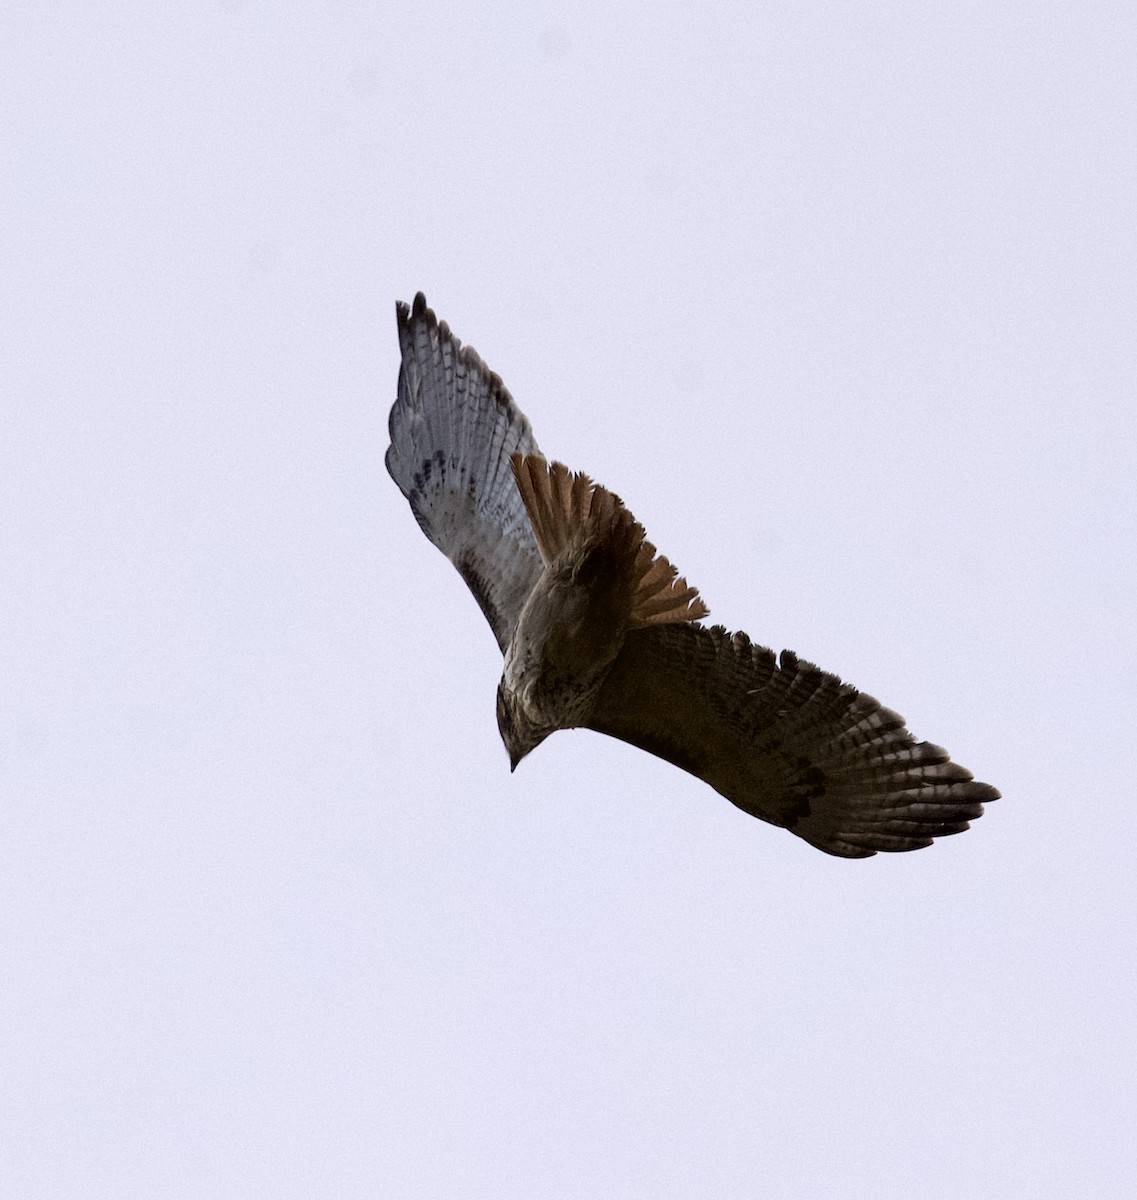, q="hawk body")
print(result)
[387,293,999,858]
[499,453,709,768]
